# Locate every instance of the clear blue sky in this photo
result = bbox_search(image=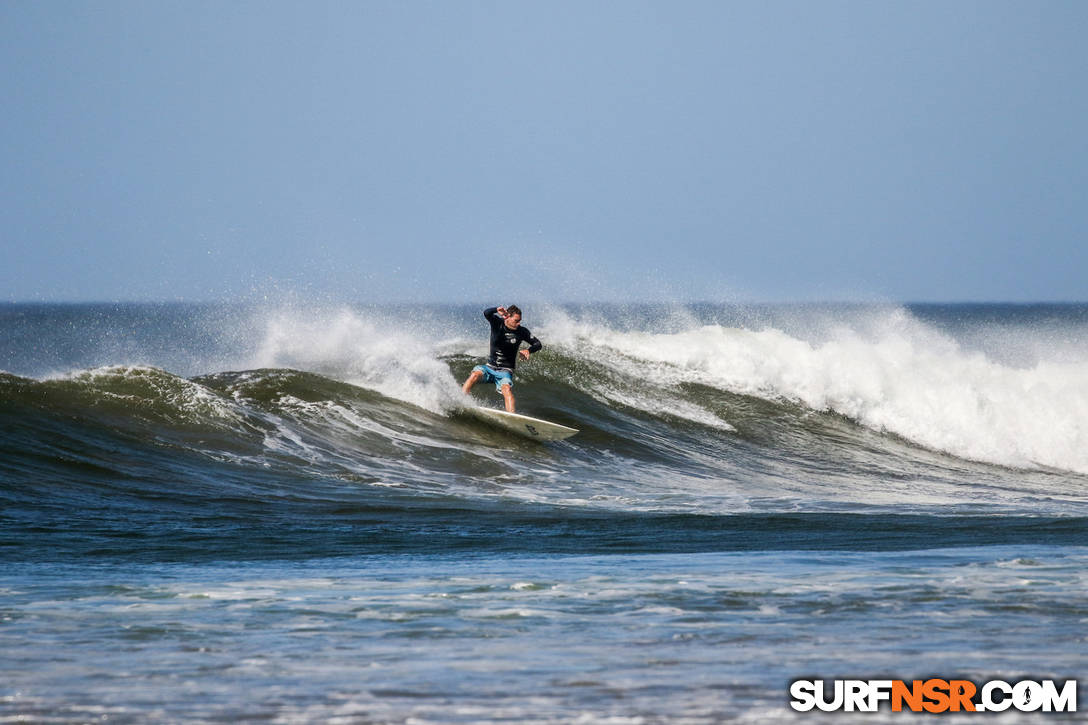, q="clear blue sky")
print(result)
[3,1,1086,303]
